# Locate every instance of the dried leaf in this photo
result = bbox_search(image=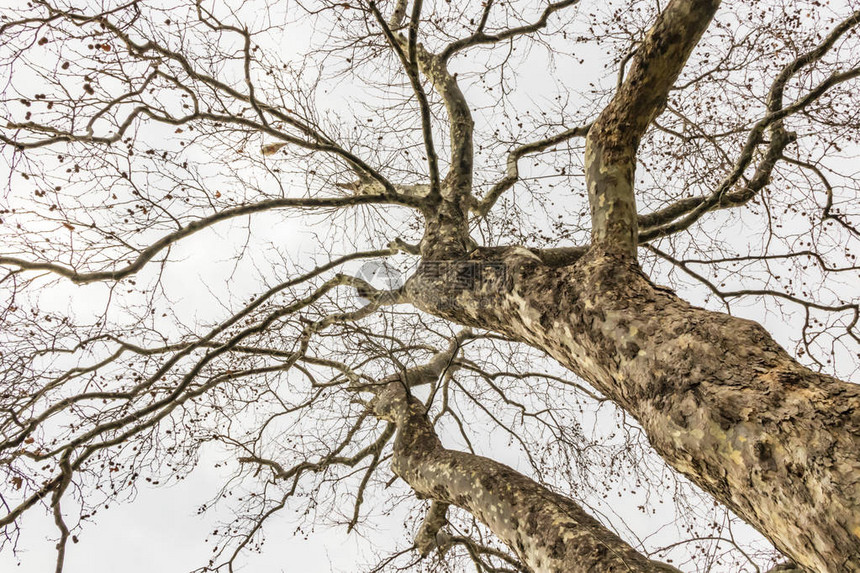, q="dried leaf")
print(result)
[261,142,286,156]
